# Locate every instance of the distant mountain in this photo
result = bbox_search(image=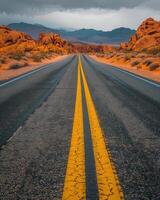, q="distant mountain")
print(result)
[8,22,135,44]
[8,22,62,39]
[63,28,135,44]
